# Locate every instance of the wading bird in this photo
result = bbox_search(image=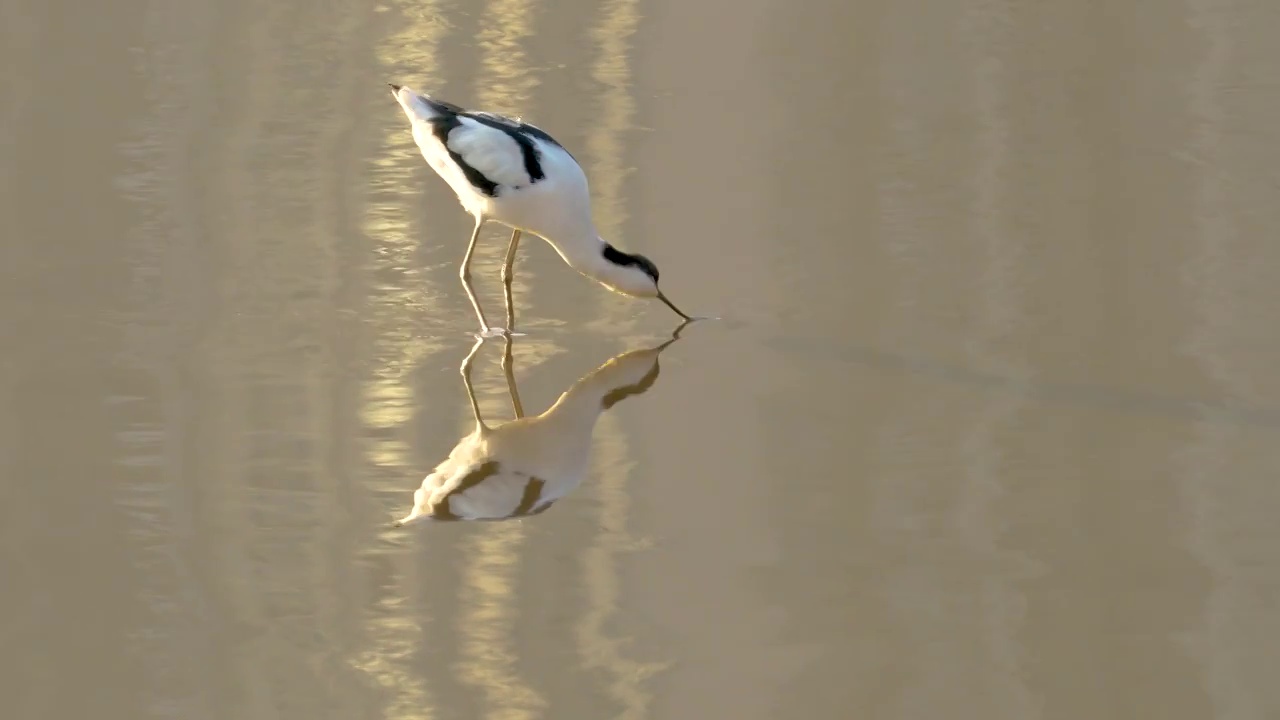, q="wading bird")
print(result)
[388,84,691,335]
